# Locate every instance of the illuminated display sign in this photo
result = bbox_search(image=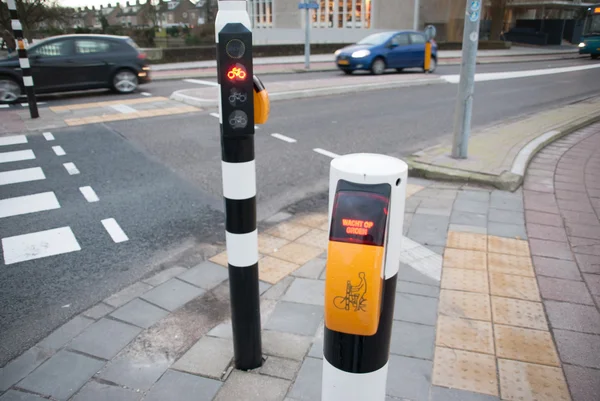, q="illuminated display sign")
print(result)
[227,65,247,81]
[595,7,600,13]
[342,219,374,236]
